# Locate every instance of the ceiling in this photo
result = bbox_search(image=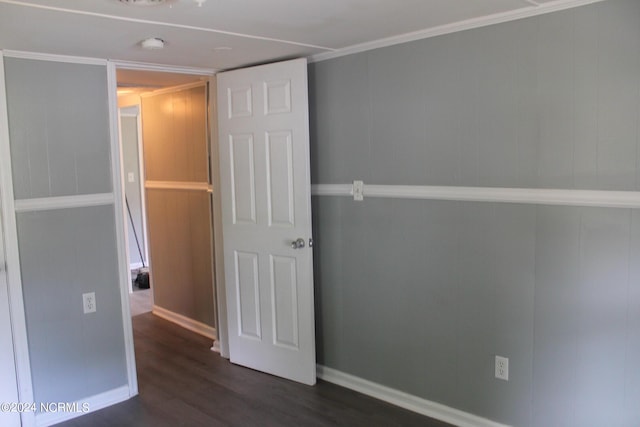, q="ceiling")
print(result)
[0,0,604,74]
